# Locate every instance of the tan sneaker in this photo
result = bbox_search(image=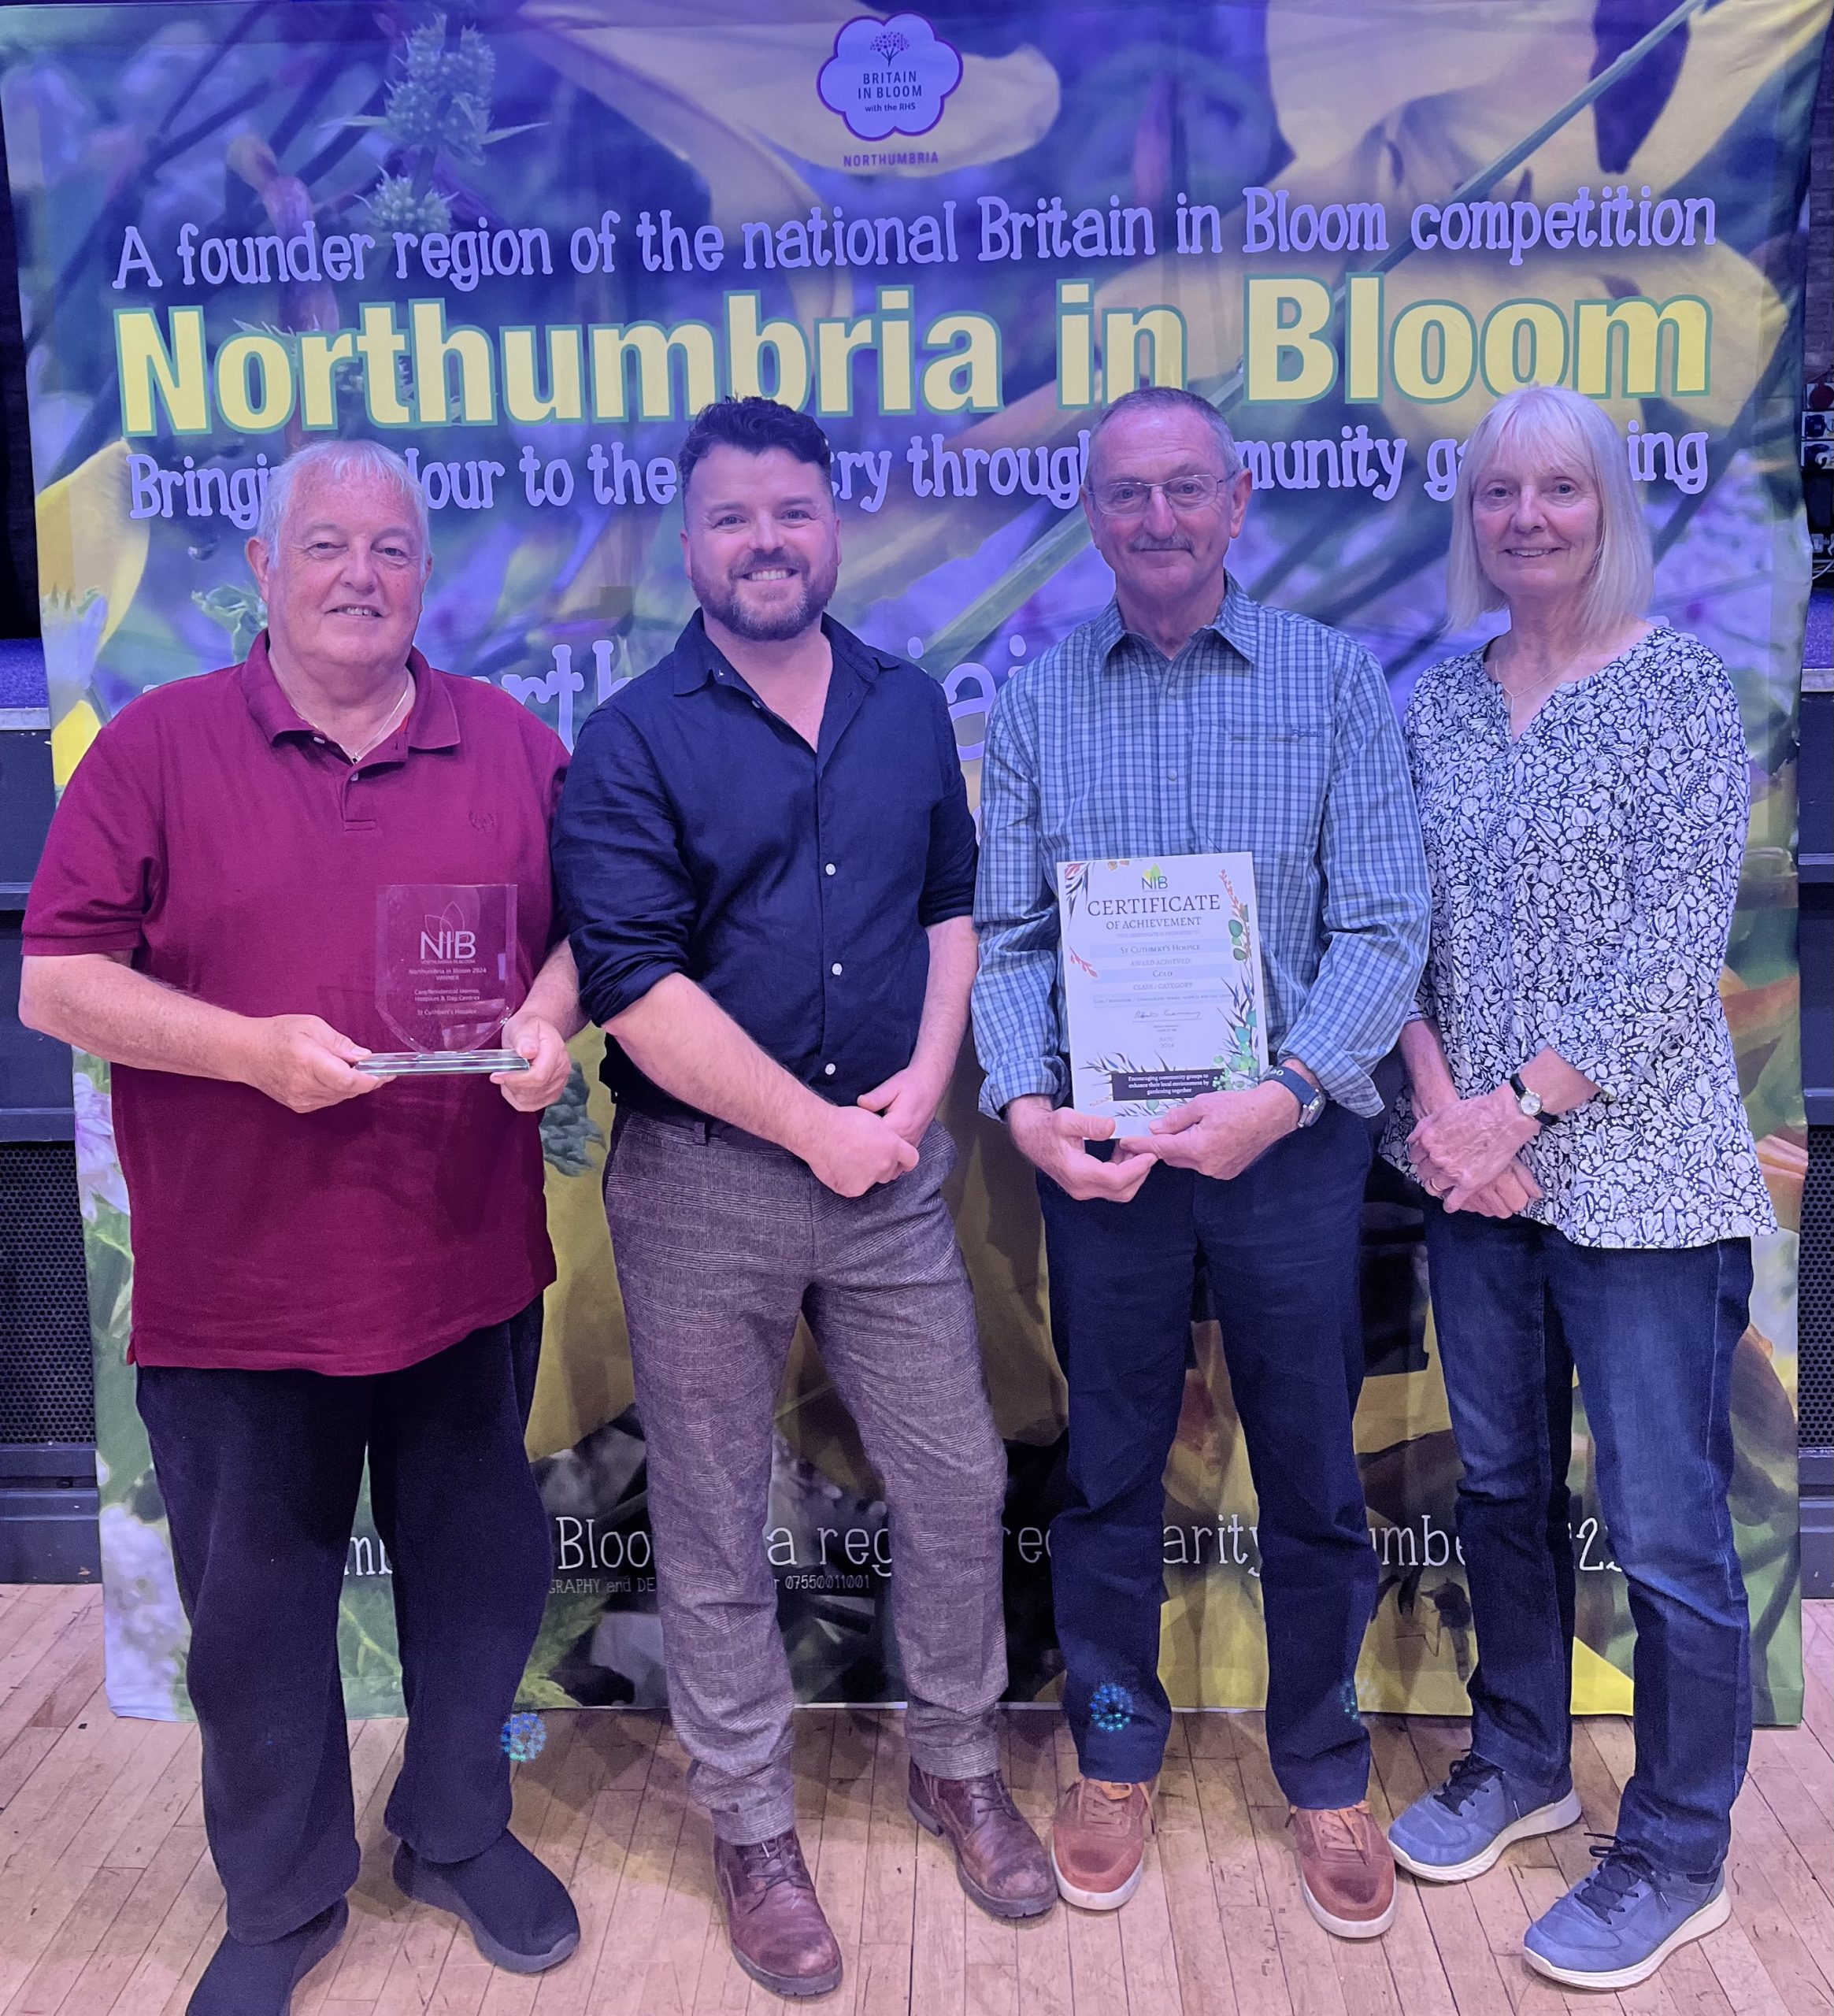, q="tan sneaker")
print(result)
[1291,1803,1397,1939]
[1050,1778,1152,1911]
